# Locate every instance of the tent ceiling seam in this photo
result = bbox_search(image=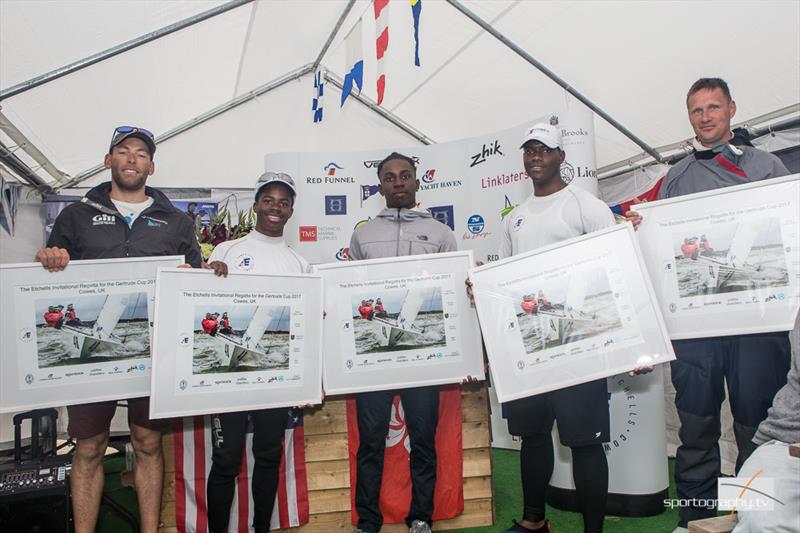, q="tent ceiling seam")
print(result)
[325,71,433,145]
[313,0,357,71]
[56,63,315,191]
[390,0,521,112]
[231,1,260,99]
[445,0,663,163]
